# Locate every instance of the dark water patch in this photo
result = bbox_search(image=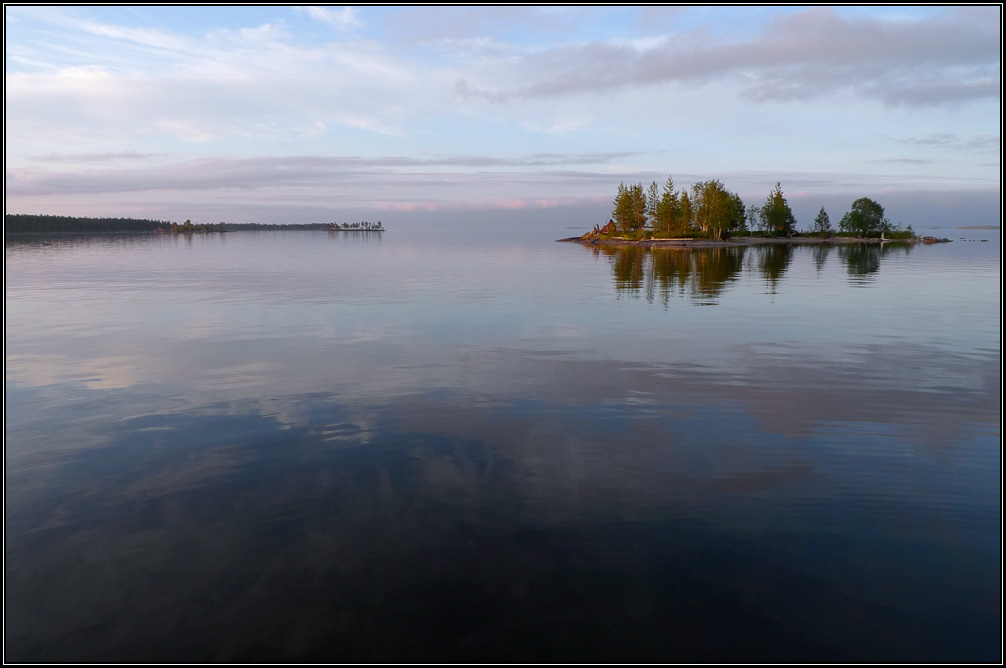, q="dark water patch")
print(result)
[5,394,1000,662]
